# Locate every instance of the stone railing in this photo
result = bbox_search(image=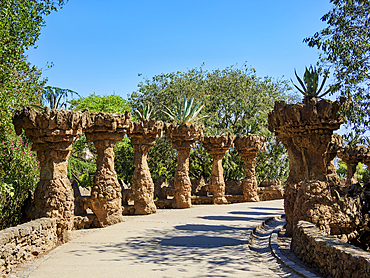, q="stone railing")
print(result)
[291,221,370,278]
[0,218,58,275]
